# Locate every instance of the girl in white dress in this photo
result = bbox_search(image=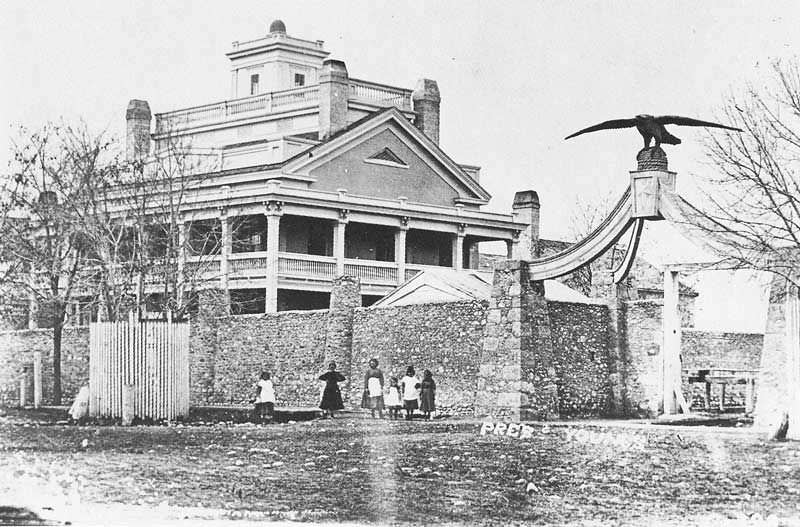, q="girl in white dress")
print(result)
[385,376,402,420]
[400,366,420,421]
[254,371,276,423]
[363,358,385,418]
